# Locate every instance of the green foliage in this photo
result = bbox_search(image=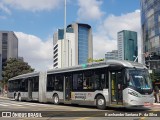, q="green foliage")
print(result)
[87,58,104,63]
[2,58,34,85]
